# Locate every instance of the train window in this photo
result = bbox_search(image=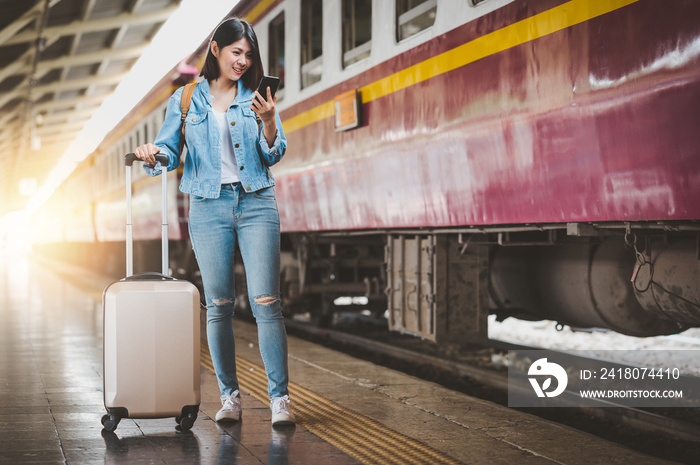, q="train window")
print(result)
[99,155,104,189]
[120,142,126,183]
[108,151,114,189]
[118,145,124,183]
[342,0,372,67]
[396,0,436,41]
[115,150,119,186]
[268,13,285,94]
[300,0,323,88]
[110,151,116,189]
